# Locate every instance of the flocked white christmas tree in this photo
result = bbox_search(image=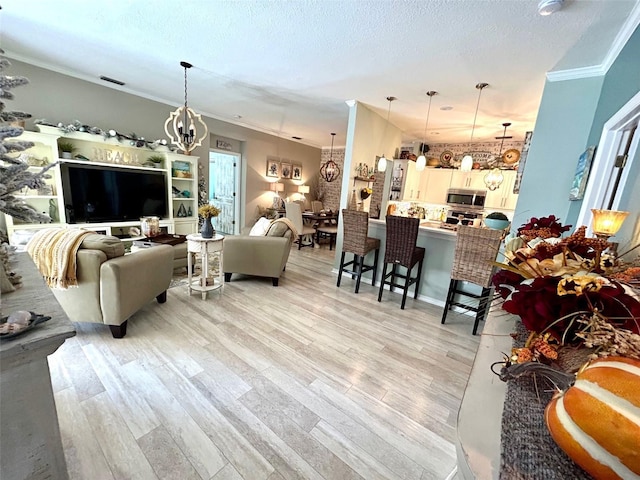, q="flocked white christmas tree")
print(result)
[0,49,53,223]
